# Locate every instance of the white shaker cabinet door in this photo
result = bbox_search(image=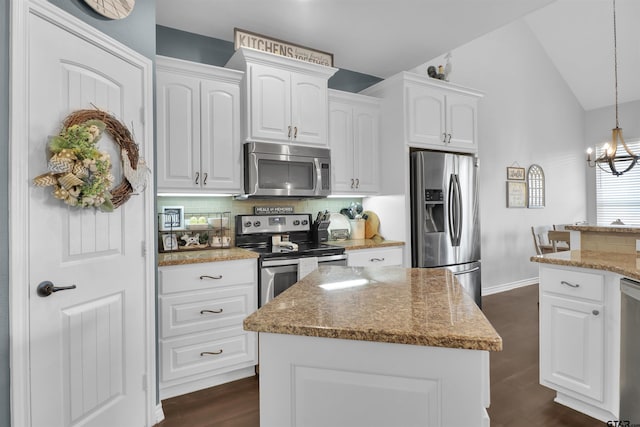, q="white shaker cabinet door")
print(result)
[200,79,242,192]
[540,294,604,401]
[249,63,291,142]
[291,73,328,145]
[446,92,477,151]
[156,71,201,189]
[352,104,380,194]
[406,85,446,147]
[328,101,354,192]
